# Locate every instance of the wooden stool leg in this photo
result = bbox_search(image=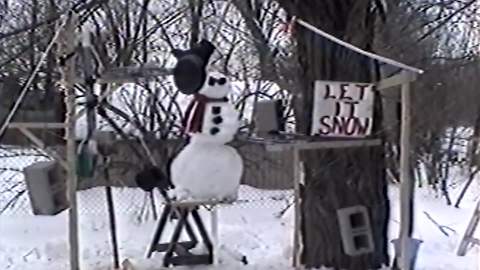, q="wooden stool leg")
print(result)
[210,206,219,264]
[185,217,198,245]
[163,207,189,267]
[191,209,213,263]
[146,204,172,258]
